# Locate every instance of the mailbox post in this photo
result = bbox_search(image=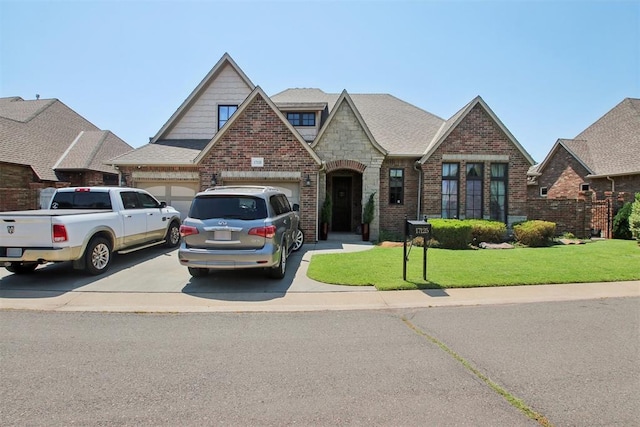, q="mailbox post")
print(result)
[404,218,432,281]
